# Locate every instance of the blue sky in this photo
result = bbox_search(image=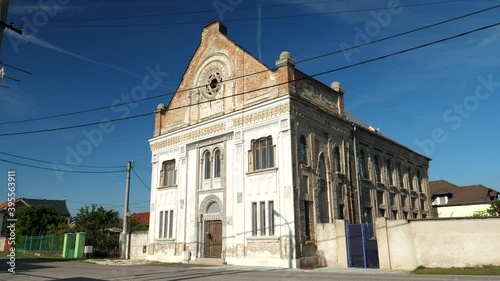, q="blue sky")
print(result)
[0,0,499,217]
